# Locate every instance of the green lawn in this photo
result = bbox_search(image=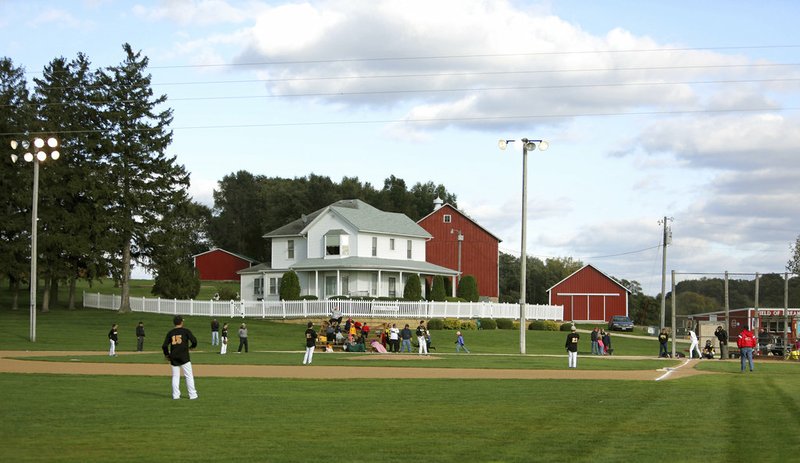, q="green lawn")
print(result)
[2,296,799,461]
